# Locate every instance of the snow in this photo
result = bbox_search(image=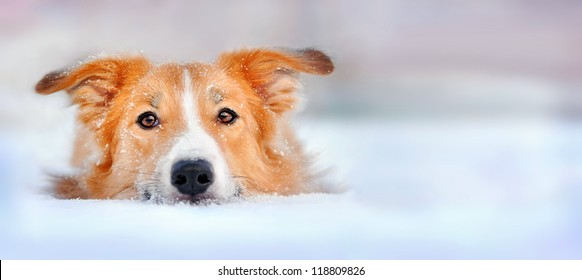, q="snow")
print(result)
[1,92,581,259]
